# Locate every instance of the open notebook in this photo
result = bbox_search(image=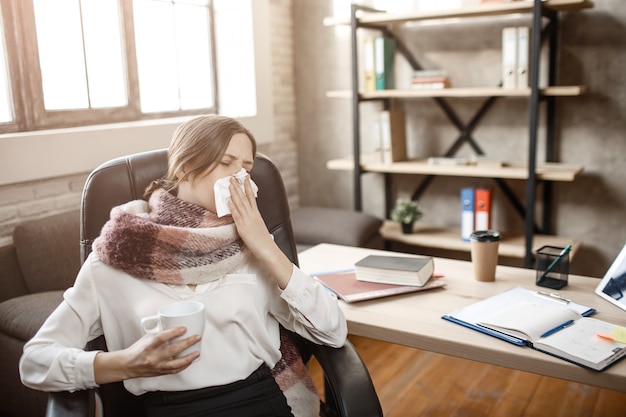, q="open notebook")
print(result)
[443,286,626,371]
